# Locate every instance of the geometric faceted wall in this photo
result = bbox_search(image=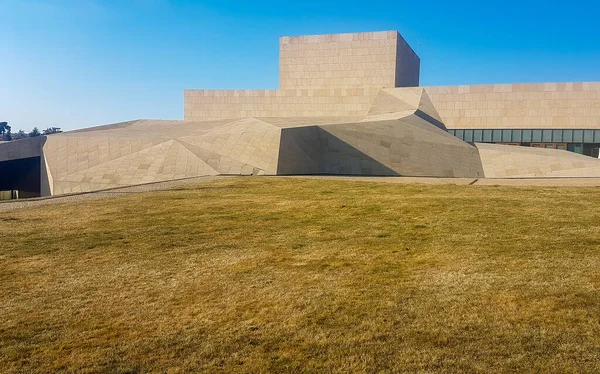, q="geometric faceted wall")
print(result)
[0,88,485,196]
[279,30,420,89]
[41,119,281,195]
[477,143,600,178]
[277,116,484,178]
[3,29,600,196]
[425,82,600,130]
[8,80,600,197]
[4,84,600,196]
